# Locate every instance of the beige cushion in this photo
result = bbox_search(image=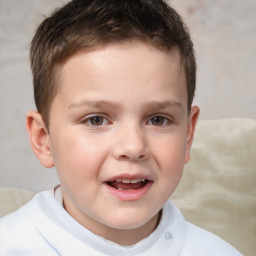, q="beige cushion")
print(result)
[0,188,34,218]
[172,118,256,256]
[0,118,255,255]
